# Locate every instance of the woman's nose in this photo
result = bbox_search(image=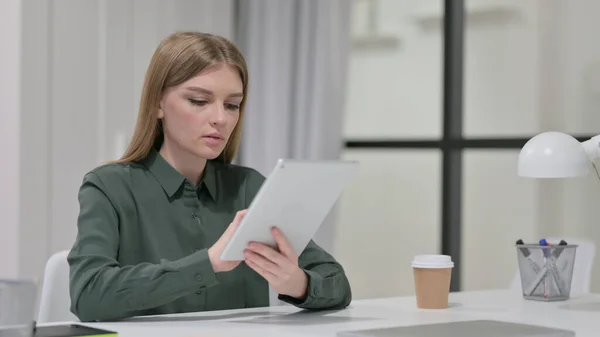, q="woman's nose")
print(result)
[209,104,227,125]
